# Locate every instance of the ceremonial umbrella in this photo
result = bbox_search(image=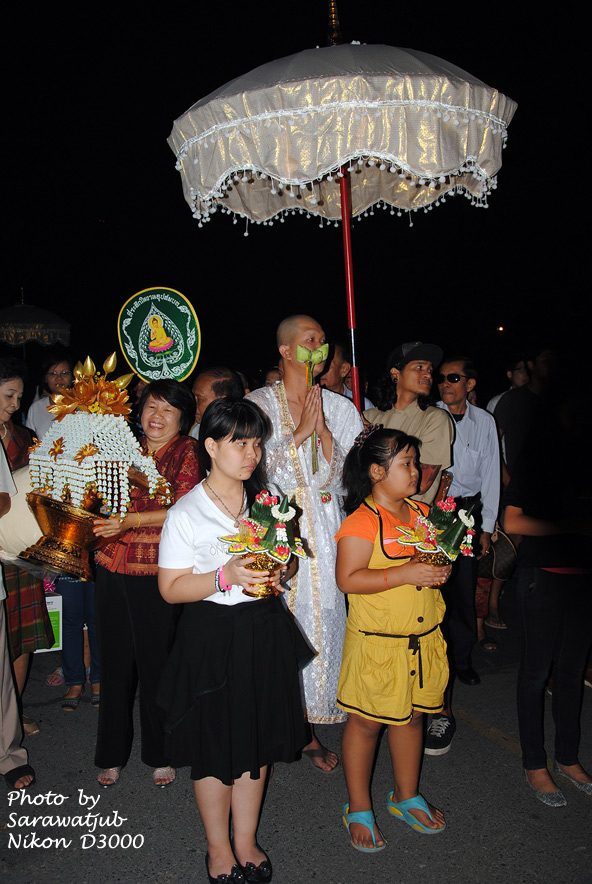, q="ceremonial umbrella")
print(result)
[0,302,70,348]
[168,41,517,409]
